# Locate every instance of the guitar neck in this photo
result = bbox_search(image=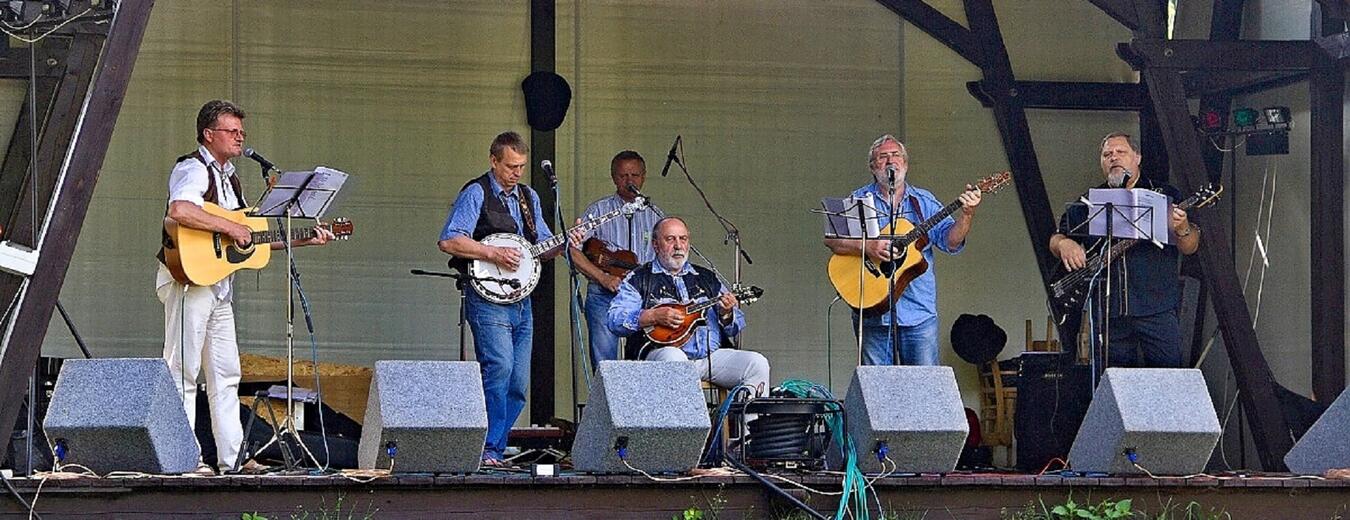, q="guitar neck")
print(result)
[894,198,964,245]
[252,224,322,244]
[529,206,626,257]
